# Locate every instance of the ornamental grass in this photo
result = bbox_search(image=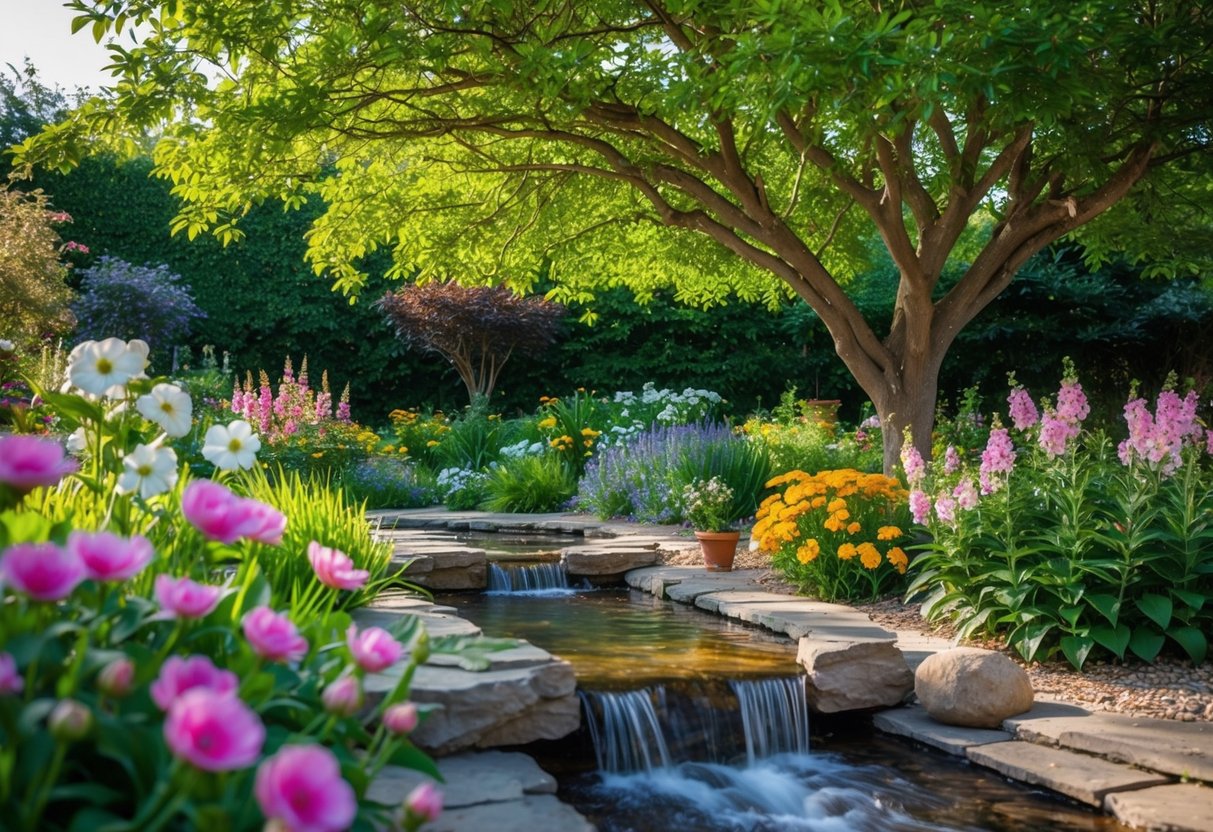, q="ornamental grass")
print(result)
[755,468,910,601]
